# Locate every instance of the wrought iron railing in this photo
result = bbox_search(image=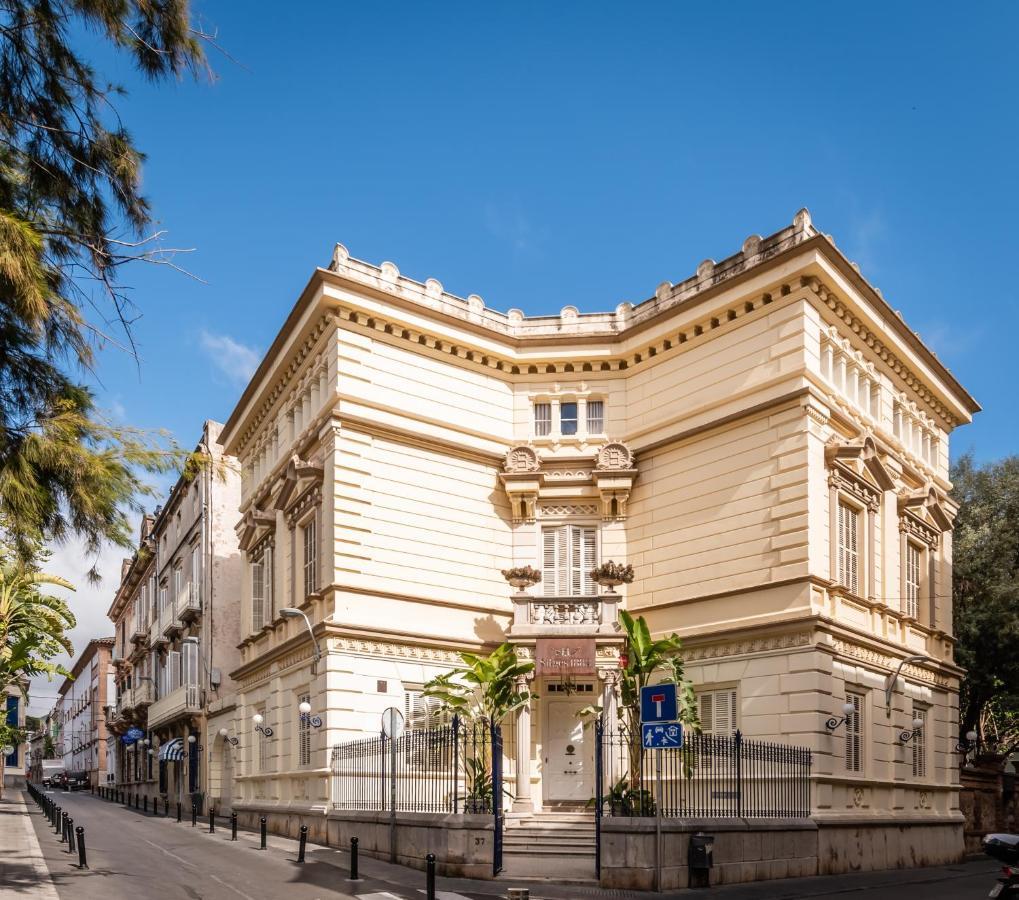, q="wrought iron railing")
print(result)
[596,725,812,818]
[330,717,501,814]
